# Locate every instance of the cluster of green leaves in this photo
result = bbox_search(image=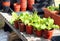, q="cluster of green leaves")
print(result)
[10,11,59,31]
[19,12,32,25]
[42,17,59,30]
[9,12,19,24]
[47,6,59,11]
